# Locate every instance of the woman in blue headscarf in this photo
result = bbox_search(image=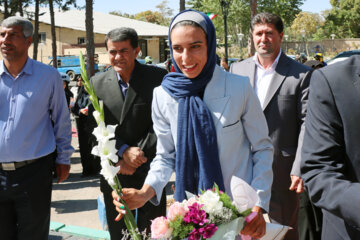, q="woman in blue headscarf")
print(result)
[113,9,273,238]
